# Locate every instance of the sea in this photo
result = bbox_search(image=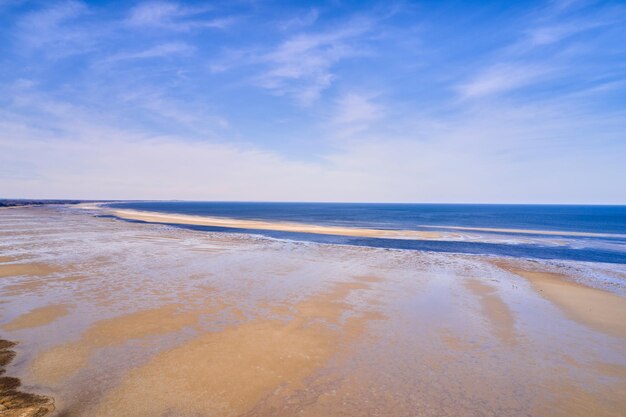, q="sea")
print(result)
[104,202,626,264]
